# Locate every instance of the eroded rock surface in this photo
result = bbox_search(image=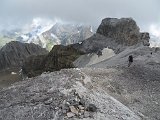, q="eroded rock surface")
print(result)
[72,18,150,54]
[0,68,141,120]
[97,18,150,46]
[22,45,84,77]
